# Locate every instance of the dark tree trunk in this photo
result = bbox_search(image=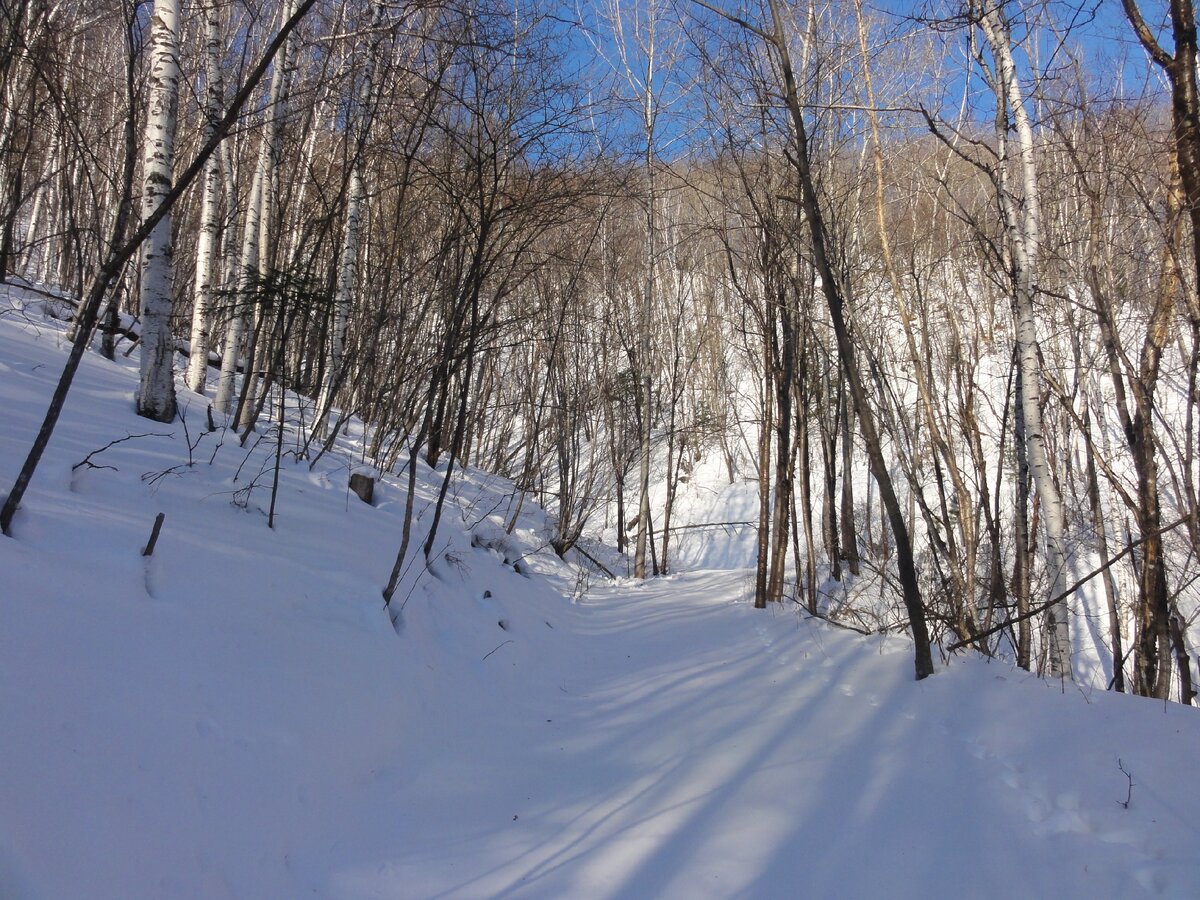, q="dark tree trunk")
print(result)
[765,0,933,678]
